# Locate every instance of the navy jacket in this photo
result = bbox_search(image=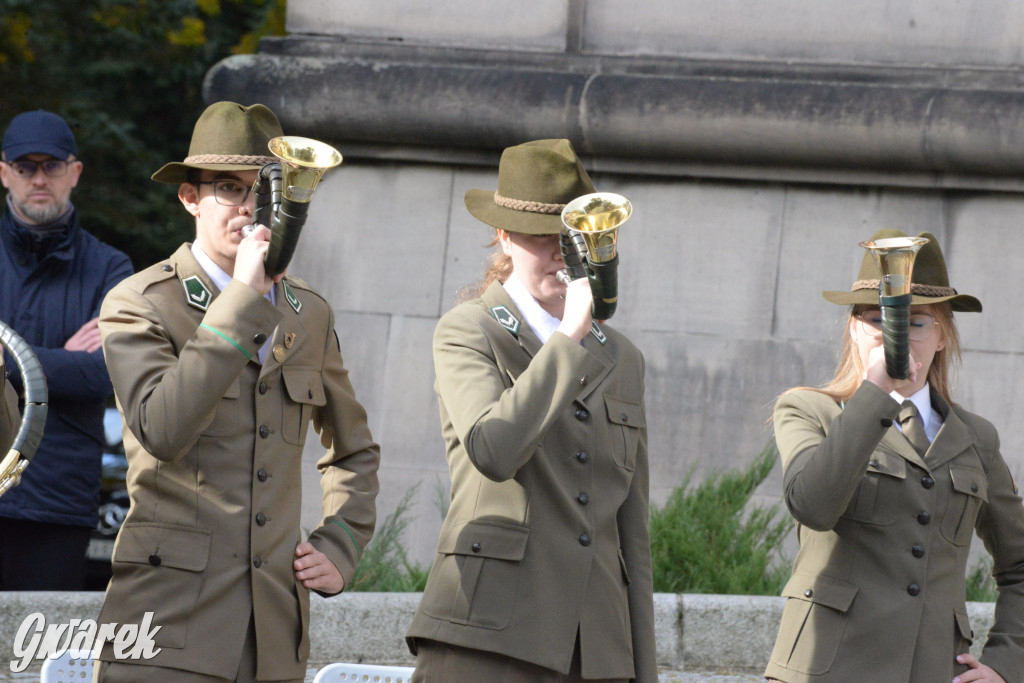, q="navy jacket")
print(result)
[0,206,133,527]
